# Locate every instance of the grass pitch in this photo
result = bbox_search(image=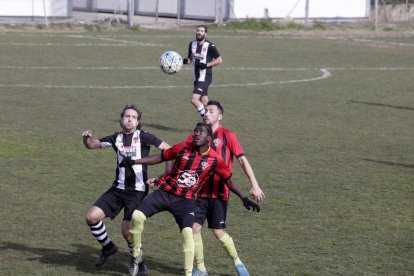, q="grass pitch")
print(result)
[0,25,413,275]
